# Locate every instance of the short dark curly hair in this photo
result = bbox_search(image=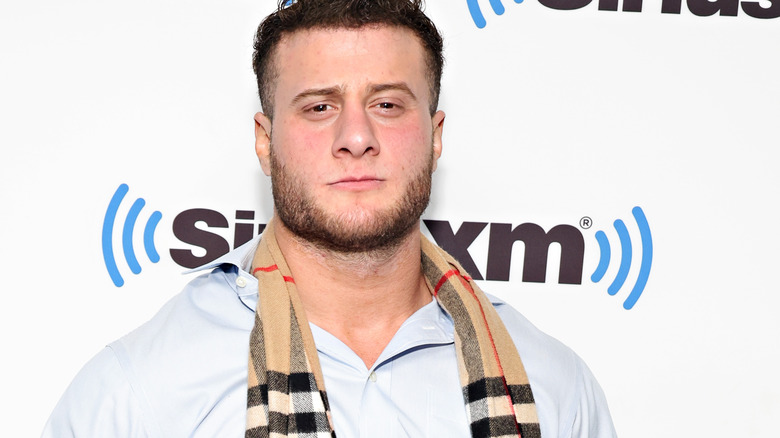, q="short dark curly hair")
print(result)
[252,0,444,118]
